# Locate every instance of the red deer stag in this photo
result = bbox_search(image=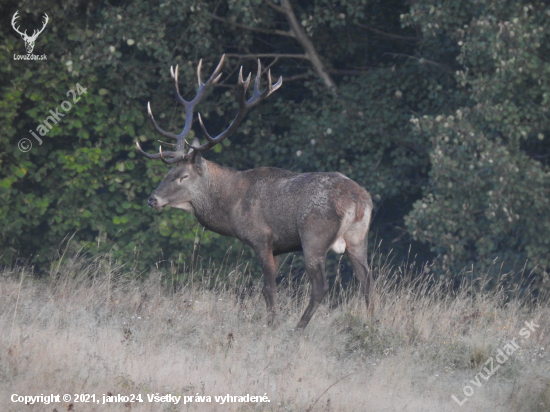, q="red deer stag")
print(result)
[137,55,373,329]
